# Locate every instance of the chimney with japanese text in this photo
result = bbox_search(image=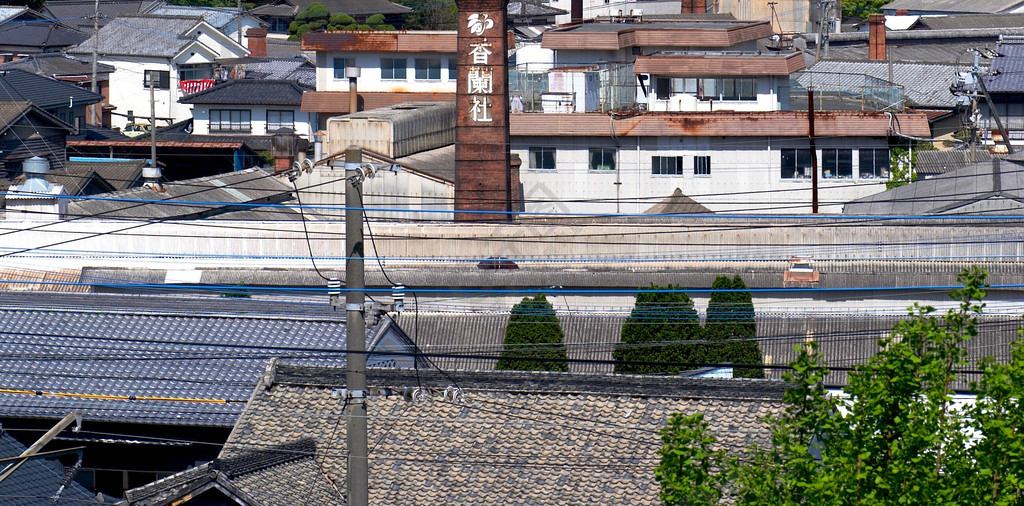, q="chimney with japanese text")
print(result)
[454,0,518,221]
